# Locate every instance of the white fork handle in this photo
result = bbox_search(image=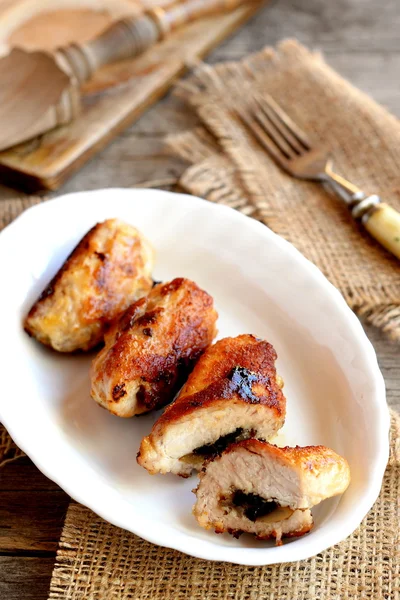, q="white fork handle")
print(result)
[362,202,400,259]
[324,168,400,260]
